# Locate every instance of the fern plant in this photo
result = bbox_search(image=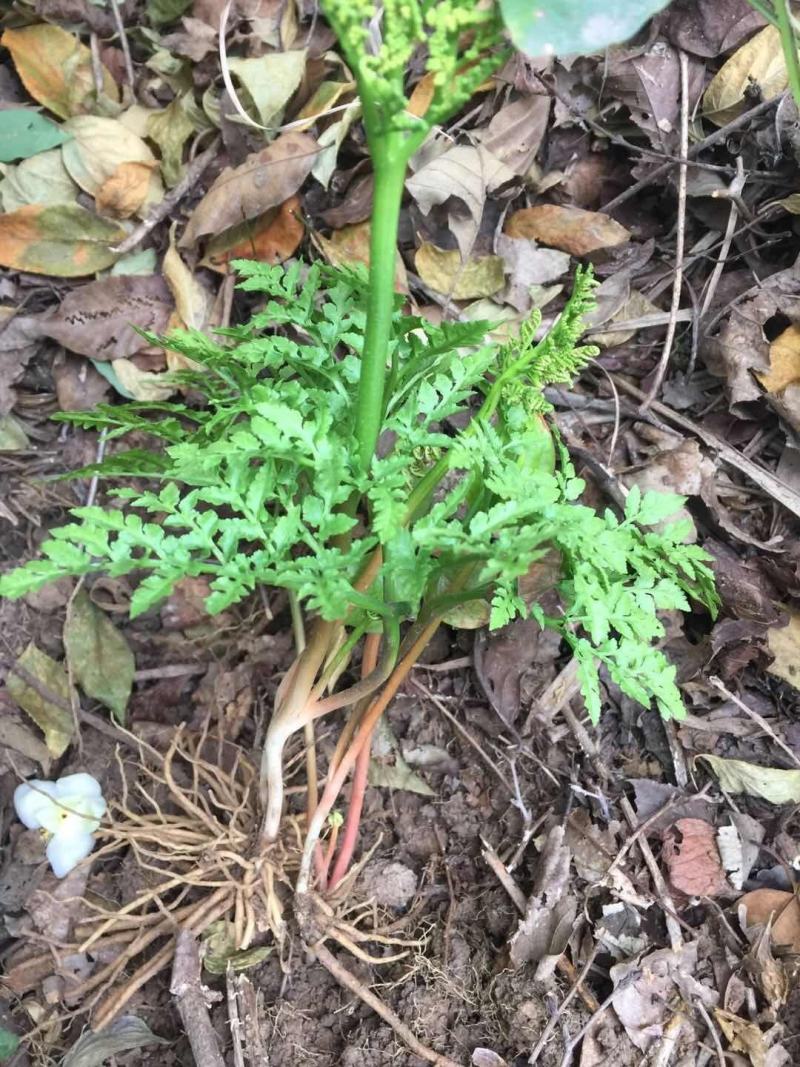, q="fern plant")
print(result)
[0,0,717,895]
